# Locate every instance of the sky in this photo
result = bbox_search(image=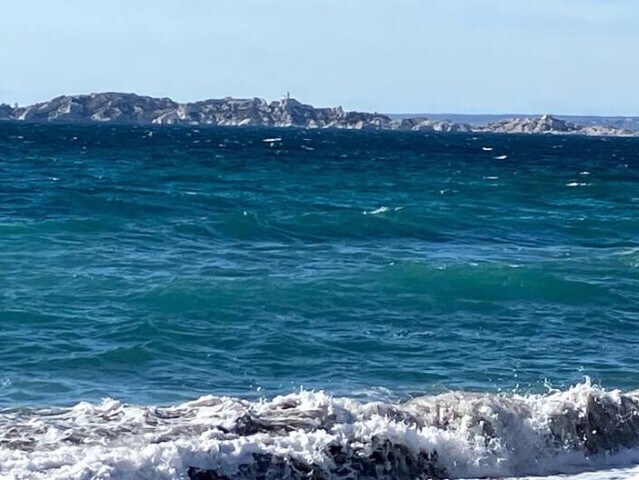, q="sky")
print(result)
[0,0,637,115]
